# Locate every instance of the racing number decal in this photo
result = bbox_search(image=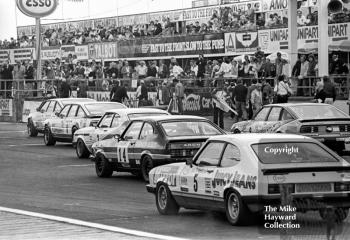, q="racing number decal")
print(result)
[193,173,198,192]
[117,141,130,163]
